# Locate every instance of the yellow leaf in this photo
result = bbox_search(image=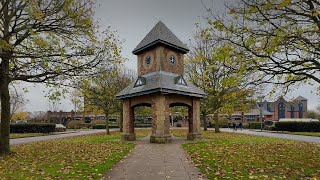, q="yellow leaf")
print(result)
[278,0,291,9]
